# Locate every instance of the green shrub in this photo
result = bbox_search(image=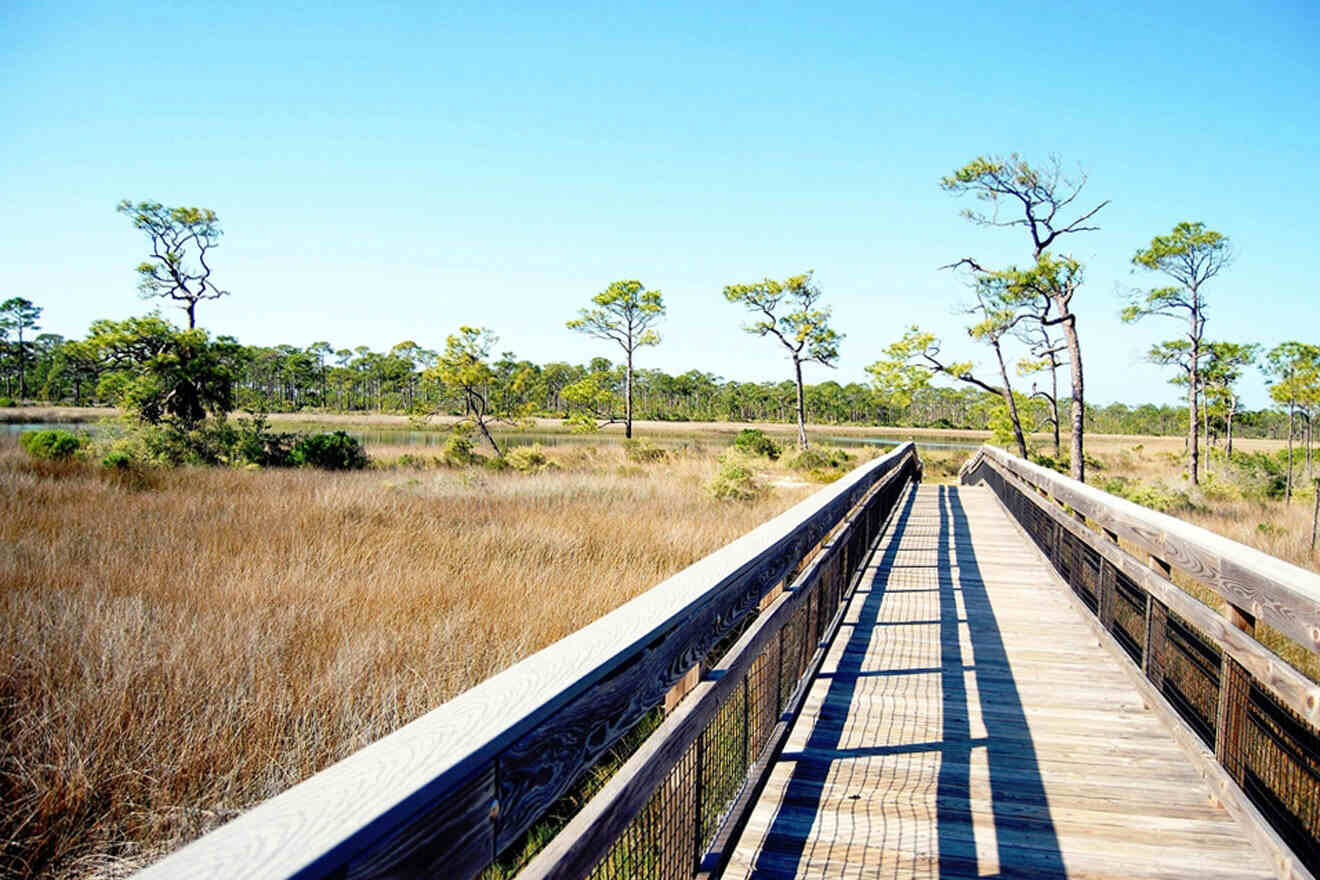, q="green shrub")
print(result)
[709,459,764,501]
[483,454,510,472]
[624,439,668,464]
[439,428,480,467]
[0,397,15,408]
[786,446,854,472]
[233,415,296,467]
[19,429,84,460]
[102,450,135,470]
[290,431,368,470]
[1124,482,1196,514]
[507,444,554,473]
[732,429,780,460]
